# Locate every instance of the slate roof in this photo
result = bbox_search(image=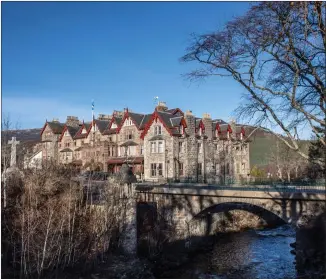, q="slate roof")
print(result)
[94,119,110,133]
[166,108,184,116]
[156,111,181,129]
[103,128,118,135]
[74,122,91,139]
[219,124,230,132]
[67,126,80,138]
[212,119,227,126]
[128,112,144,127]
[139,114,152,129]
[74,133,88,139]
[47,122,65,134]
[120,140,138,147]
[112,116,123,127]
[60,148,73,152]
[170,116,183,127]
